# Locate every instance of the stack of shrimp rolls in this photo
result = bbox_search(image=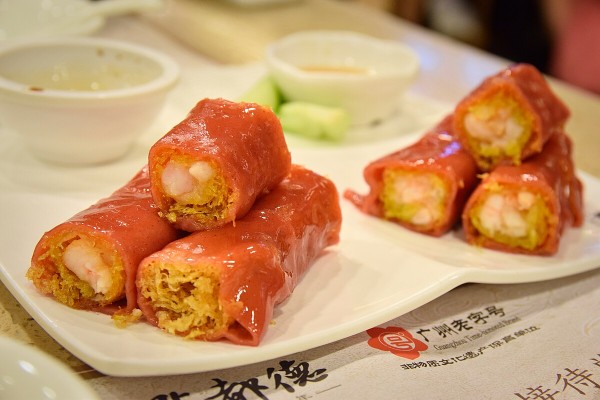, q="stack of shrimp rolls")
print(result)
[345,63,584,255]
[344,116,479,236]
[26,167,181,314]
[148,98,292,232]
[453,64,570,171]
[462,132,583,255]
[136,165,342,345]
